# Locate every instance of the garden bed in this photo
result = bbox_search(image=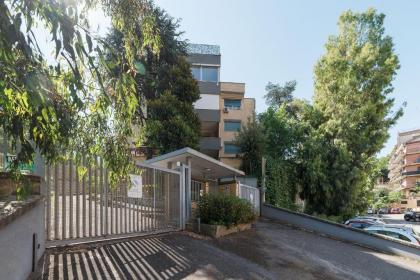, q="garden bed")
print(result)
[188,221,252,238]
